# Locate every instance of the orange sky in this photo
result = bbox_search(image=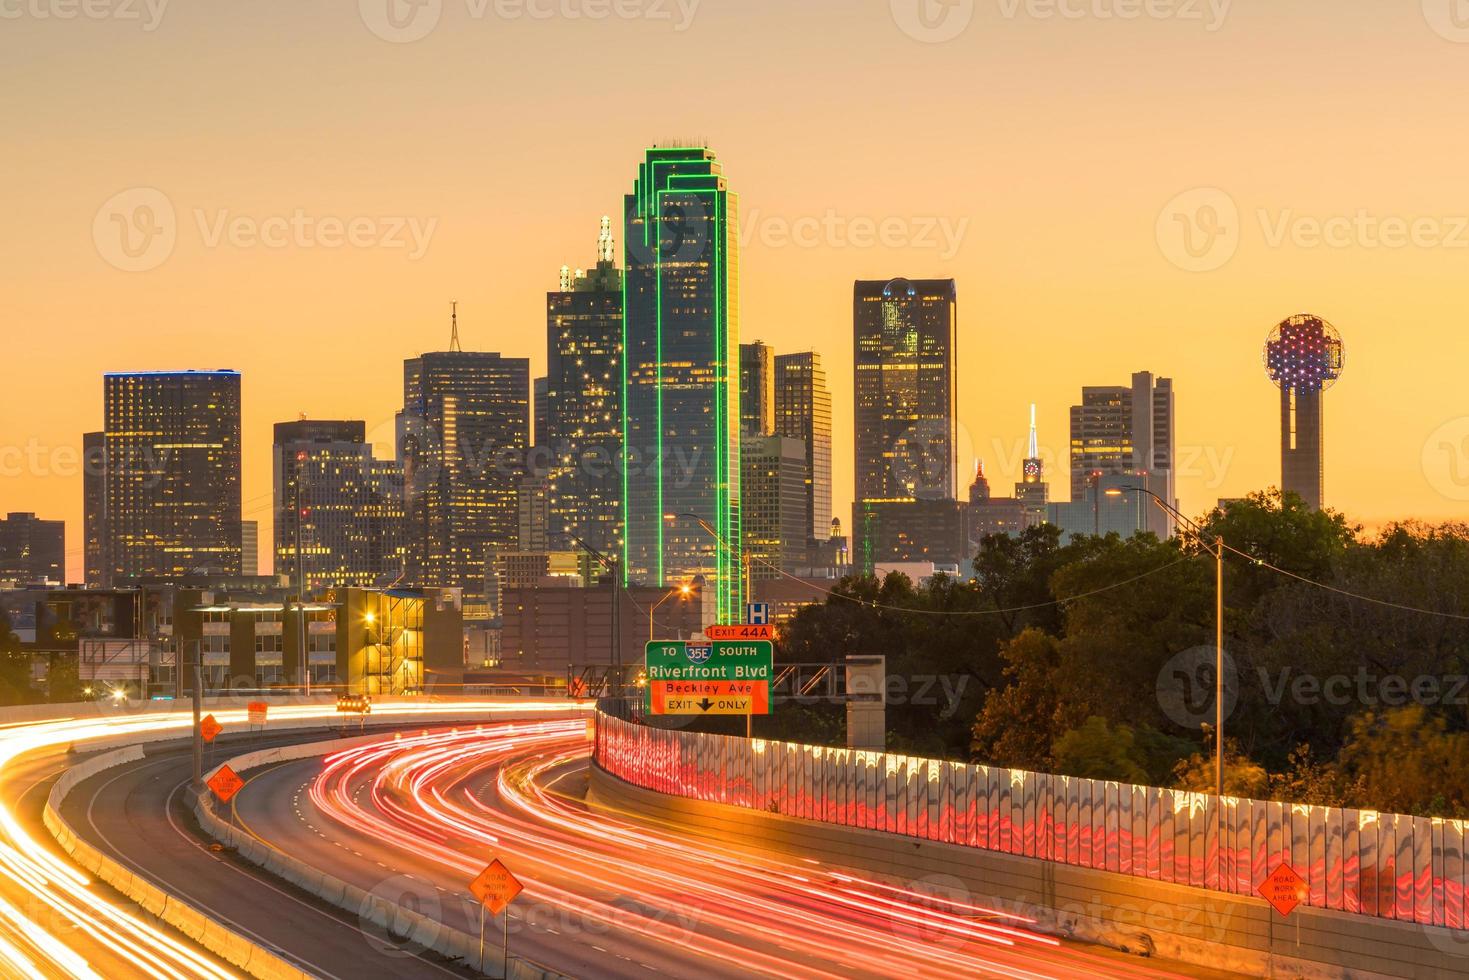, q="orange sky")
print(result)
[4,1,1469,582]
